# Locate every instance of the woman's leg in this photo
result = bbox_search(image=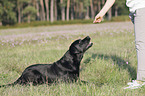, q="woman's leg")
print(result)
[134,8,145,81]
